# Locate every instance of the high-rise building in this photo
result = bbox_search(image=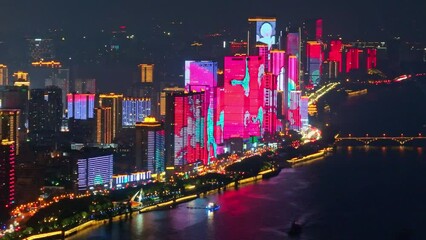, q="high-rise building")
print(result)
[165,91,208,168]
[160,87,185,118]
[122,97,151,128]
[0,65,8,86]
[344,47,361,73]
[12,71,30,88]
[0,110,20,155]
[74,78,96,94]
[248,17,277,54]
[184,60,220,159]
[135,117,164,173]
[306,41,322,87]
[26,38,55,62]
[288,90,302,131]
[28,87,63,147]
[138,64,154,83]
[76,150,113,191]
[366,48,377,70]
[45,68,69,115]
[0,86,29,135]
[95,107,112,144]
[221,56,264,142]
[99,93,123,140]
[0,140,15,209]
[328,40,343,73]
[67,93,95,120]
[301,96,309,129]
